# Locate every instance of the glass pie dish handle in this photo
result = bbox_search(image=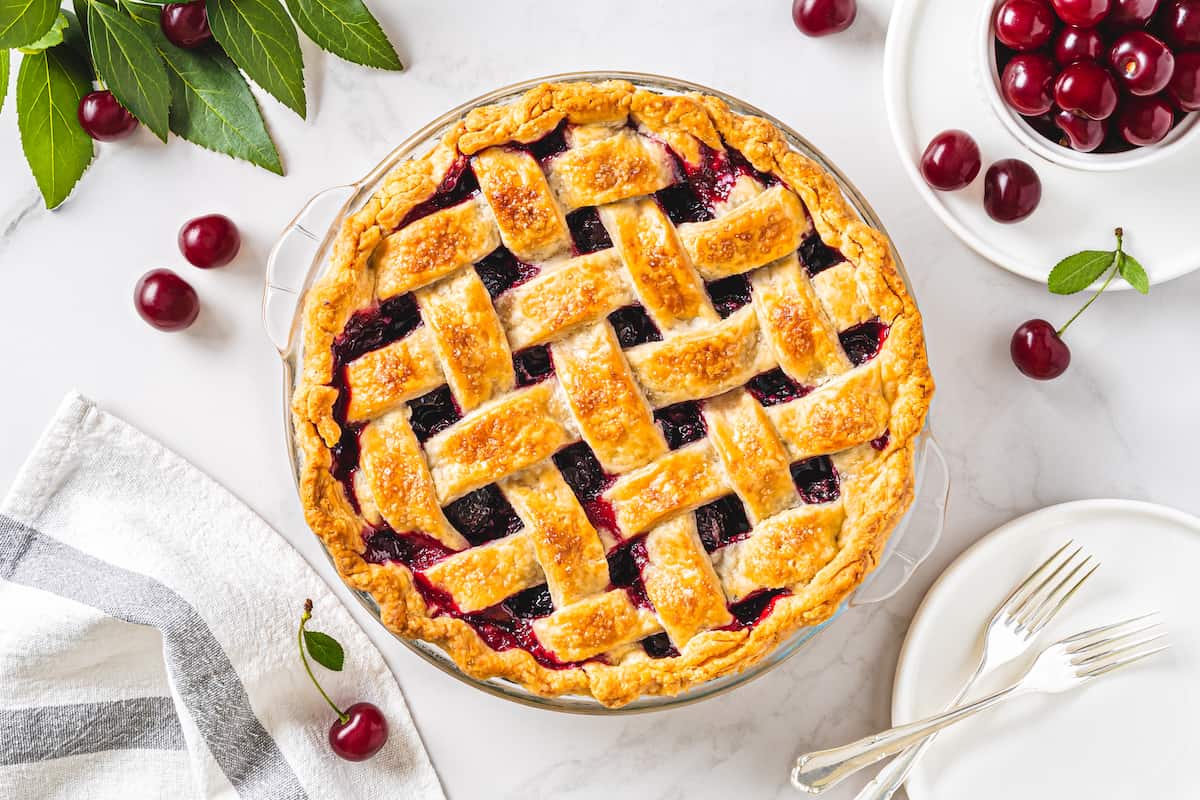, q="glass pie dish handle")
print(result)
[262,184,360,356]
[849,435,949,607]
